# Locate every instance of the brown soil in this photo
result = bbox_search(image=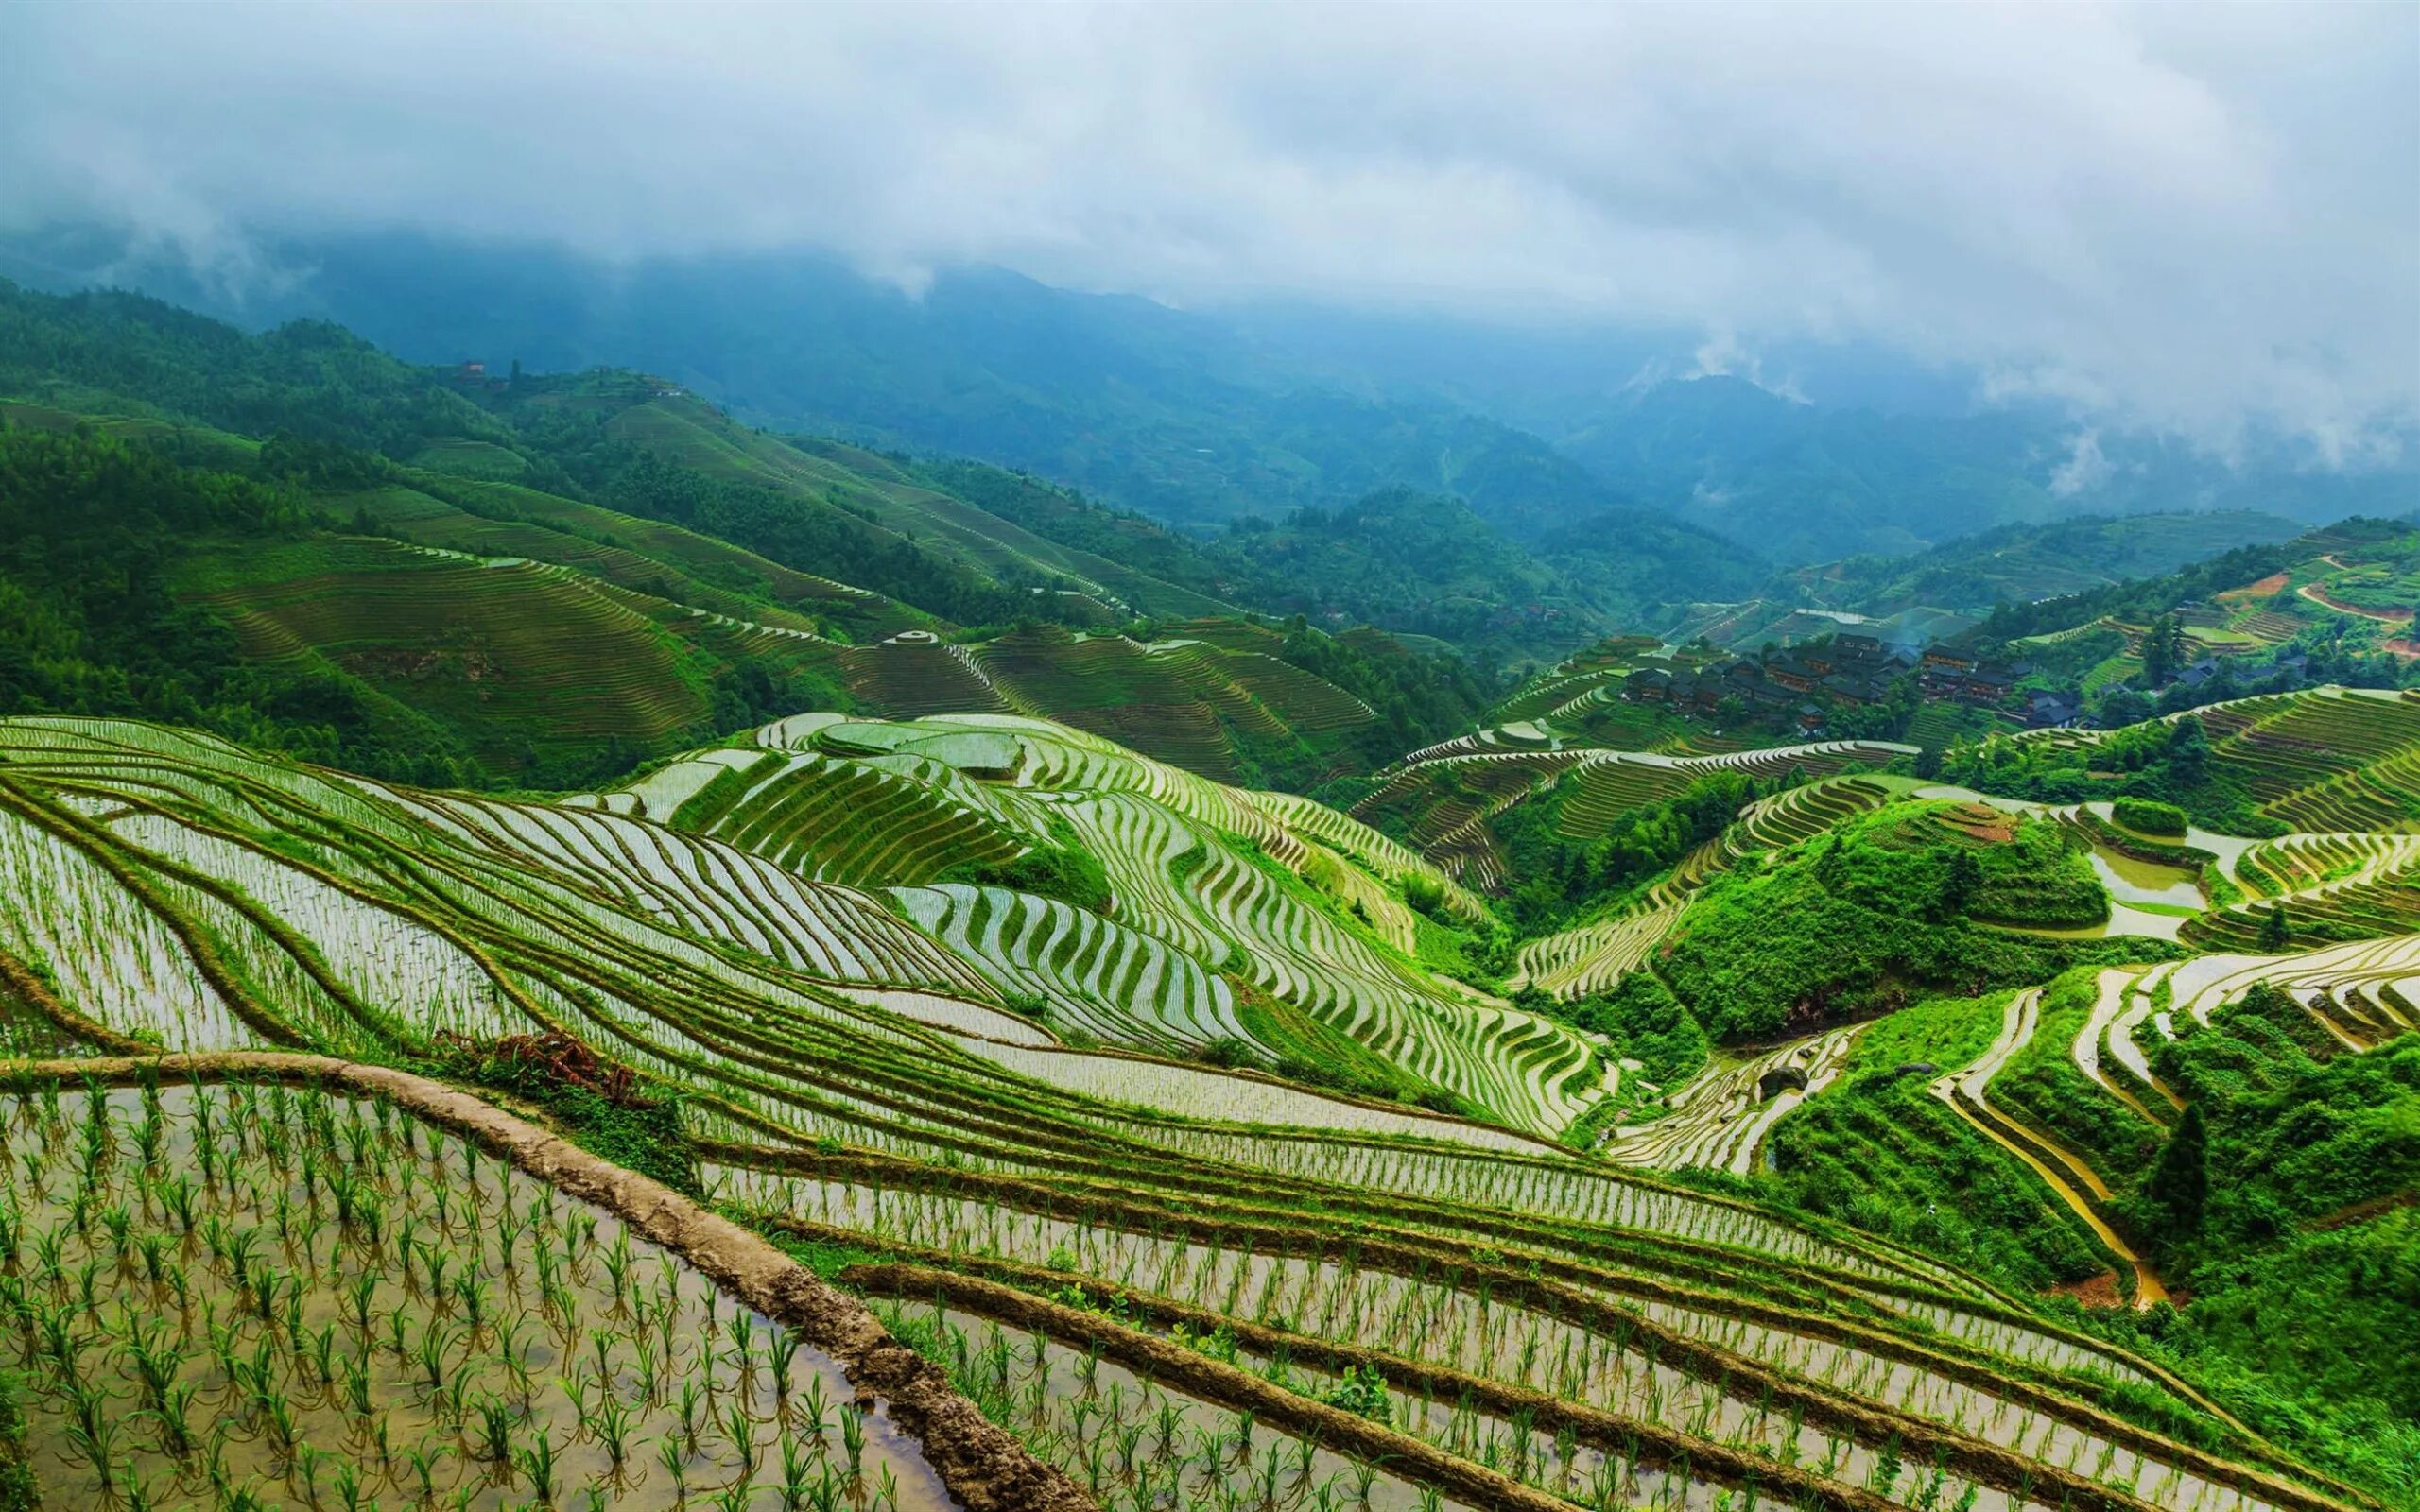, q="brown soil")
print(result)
[2219,572,2291,602]
[2048,1271,2126,1309]
[2299,582,2412,624]
[727,1143,2351,1511]
[844,1263,1603,1512]
[2306,1189,2419,1232]
[1945,803,2017,843]
[0,1053,1090,1512]
[774,1209,2306,1512]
